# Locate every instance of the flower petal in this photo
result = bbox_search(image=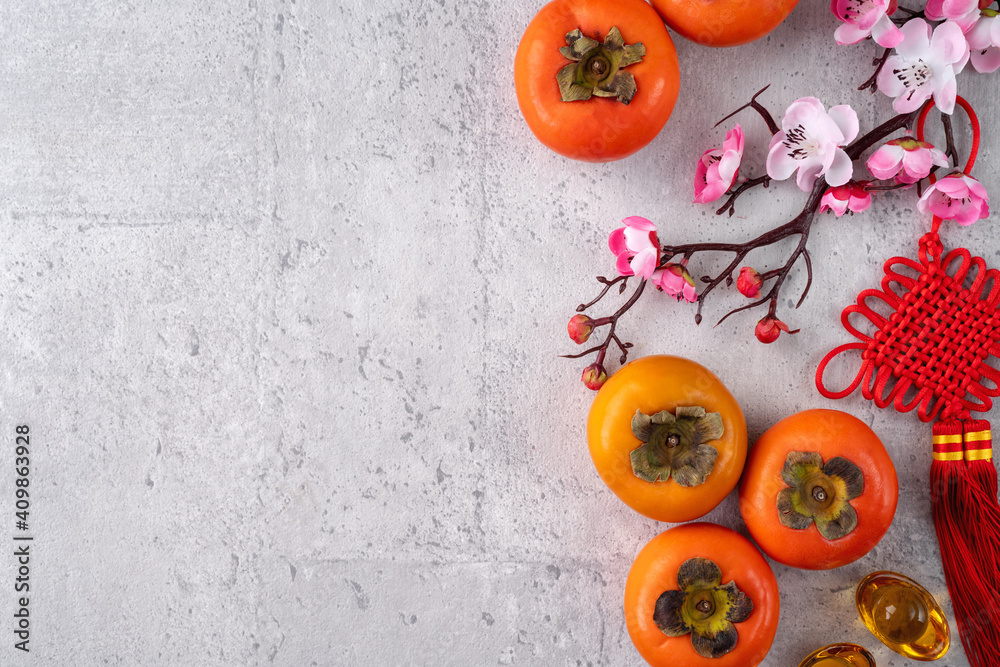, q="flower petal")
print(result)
[608,227,628,255]
[629,247,659,280]
[828,105,859,144]
[871,14,905,48]
[765,139,799,182]
[867,144,905,180]
[835,22,870,45]
[896,18,933,59]
[622,215,656,231]
[876,56,907,97]
[972,47,1000,74]
[826,148,855,187]
[615,252,634,276]
[930,19,970,64]
[795,163,824,191]
[932,68,958,115]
